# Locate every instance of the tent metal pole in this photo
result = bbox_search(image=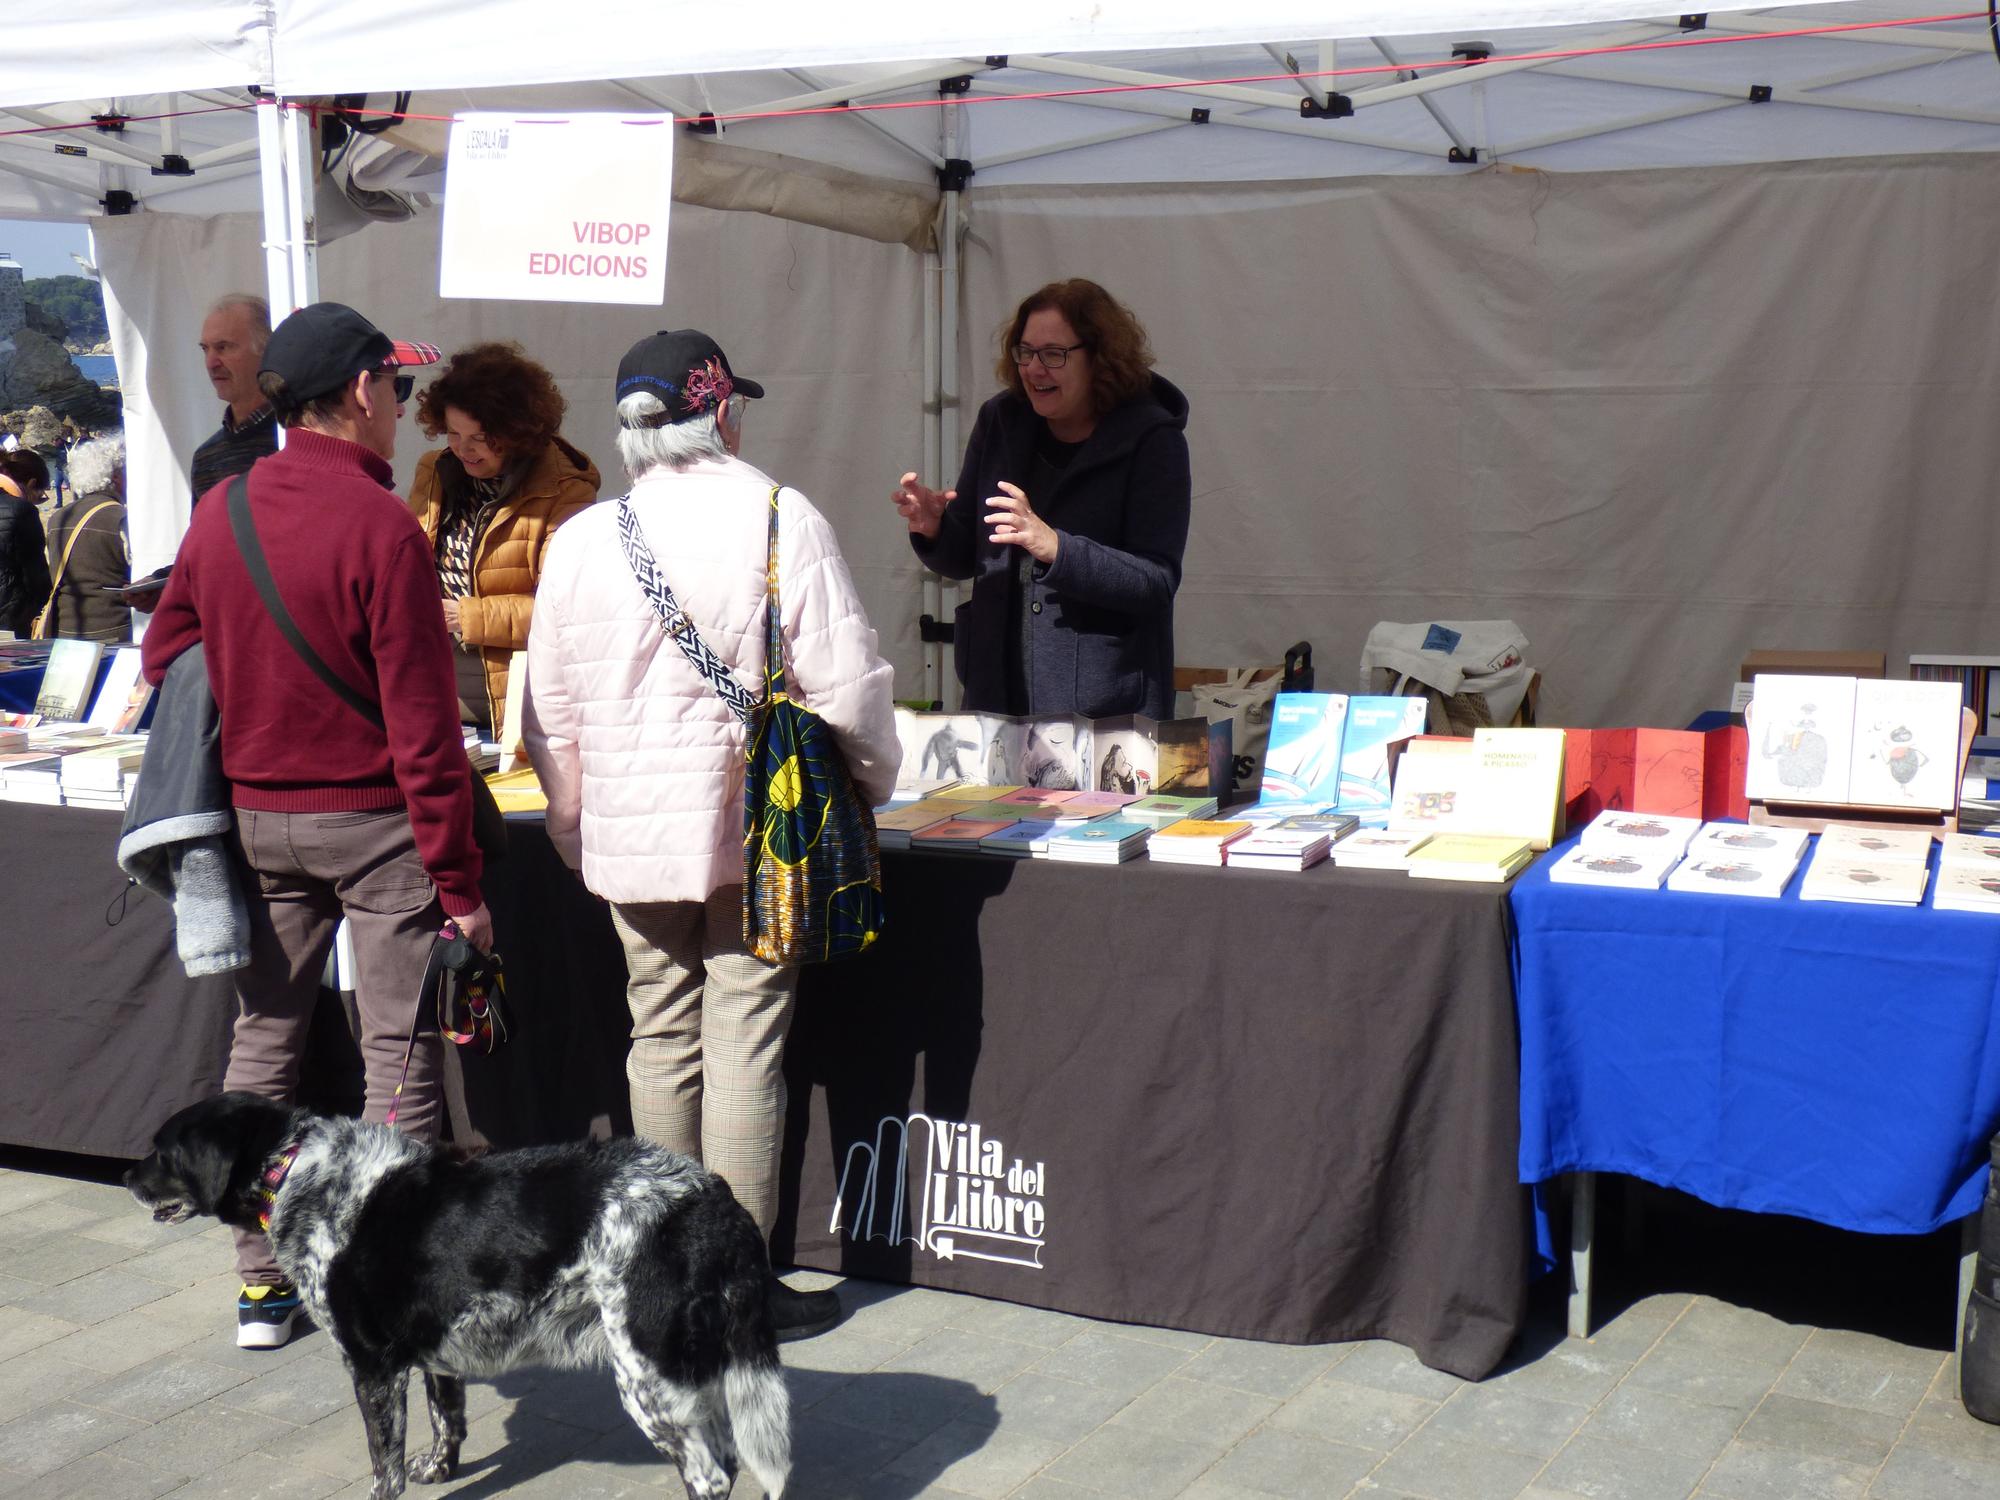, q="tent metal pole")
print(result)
[922,233,942,704]
[255,97,295,321]
[281,100,320,306]
[938,99,963,714]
